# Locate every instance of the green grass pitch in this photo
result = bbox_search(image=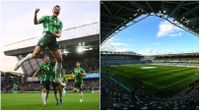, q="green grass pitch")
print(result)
[1,92,100,110]
[102,64,199,98]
